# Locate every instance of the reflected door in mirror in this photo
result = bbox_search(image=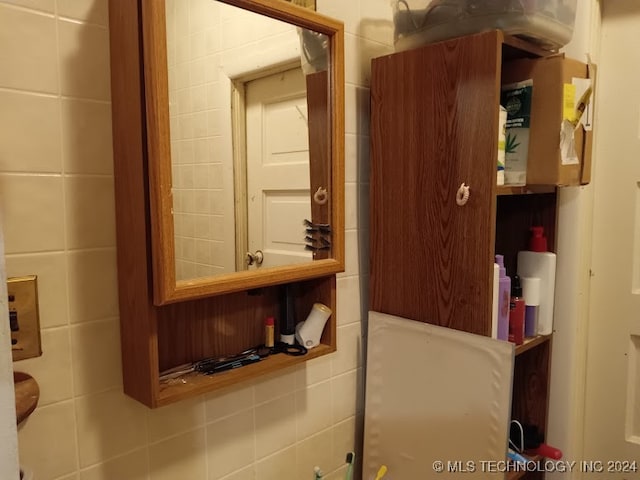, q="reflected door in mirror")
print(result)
[164,0,331,283]
[245,67,313,270]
